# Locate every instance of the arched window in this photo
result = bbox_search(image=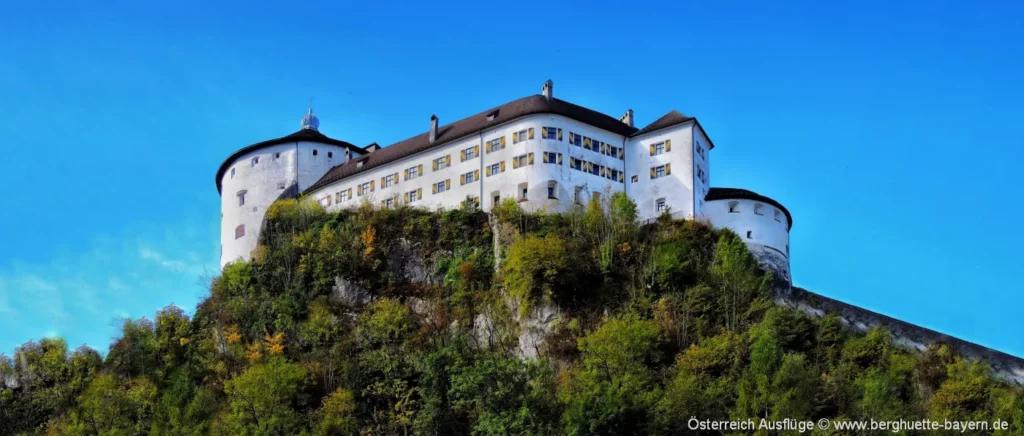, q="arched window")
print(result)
[235,225,245,239]
[754,203,764,216]
[728,201,740,213]
[518,182,529,202]
[547,181,558,199]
